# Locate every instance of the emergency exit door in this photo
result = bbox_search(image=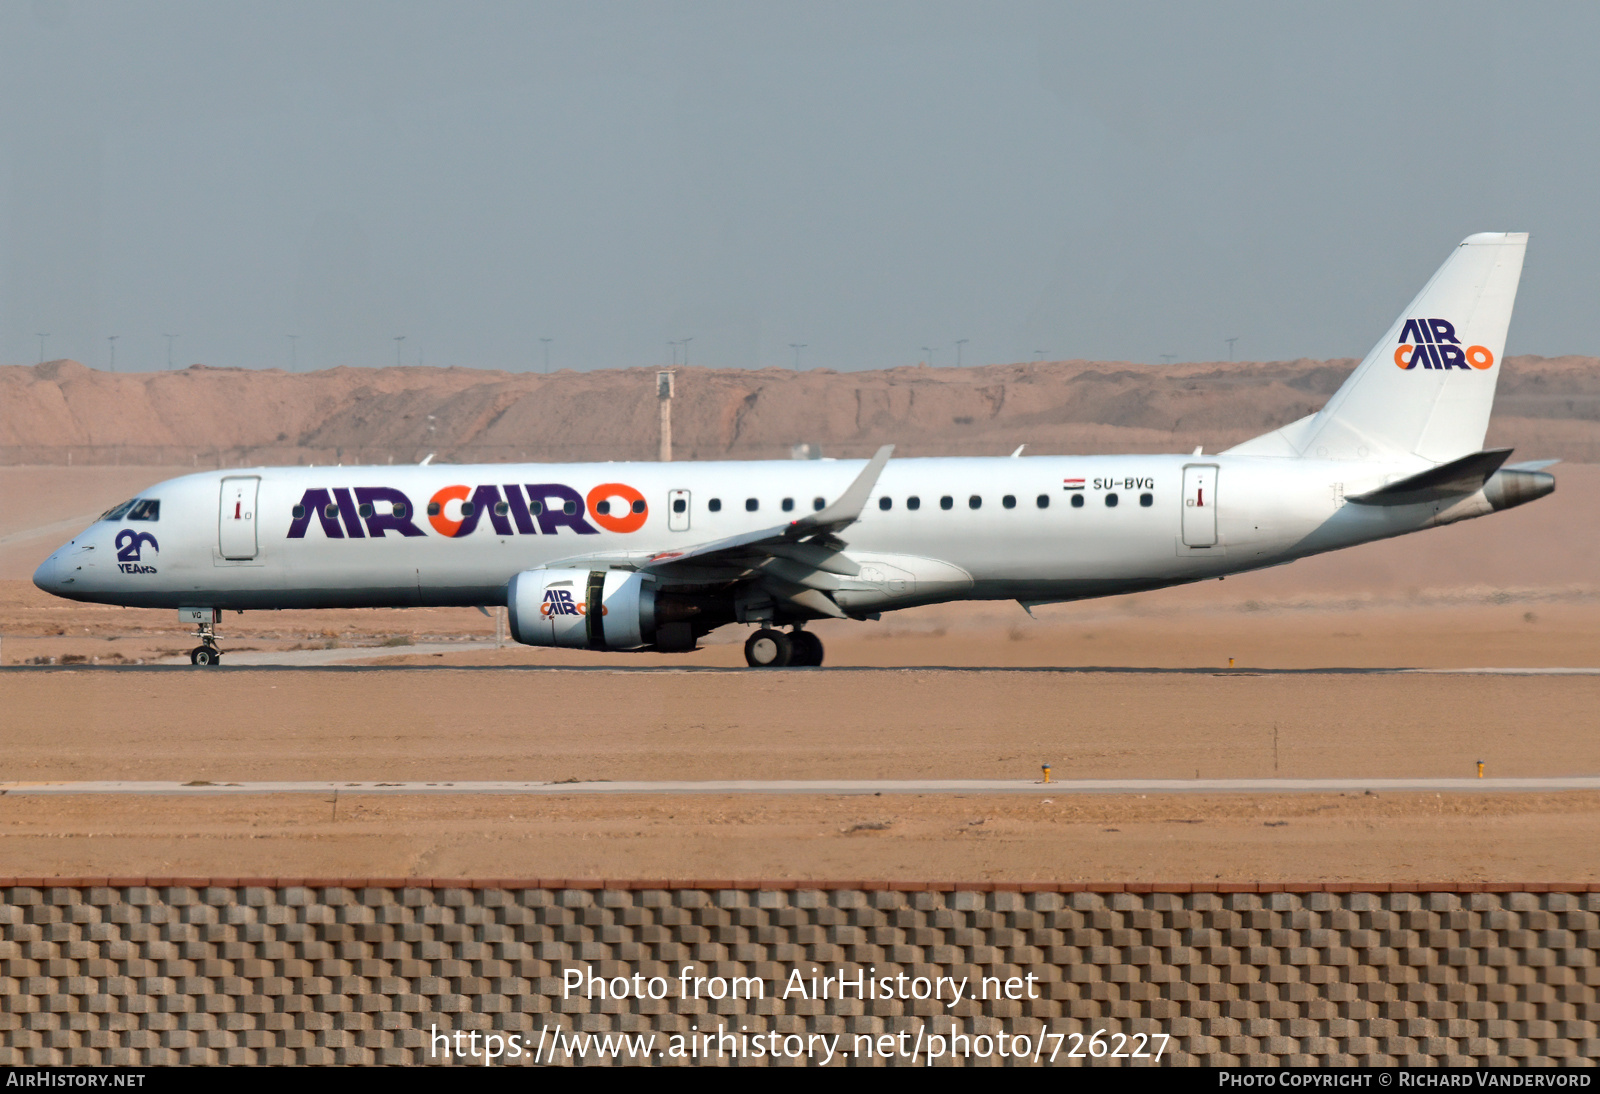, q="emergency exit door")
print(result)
[1181,465,1218,547]
[219,476,260,560]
